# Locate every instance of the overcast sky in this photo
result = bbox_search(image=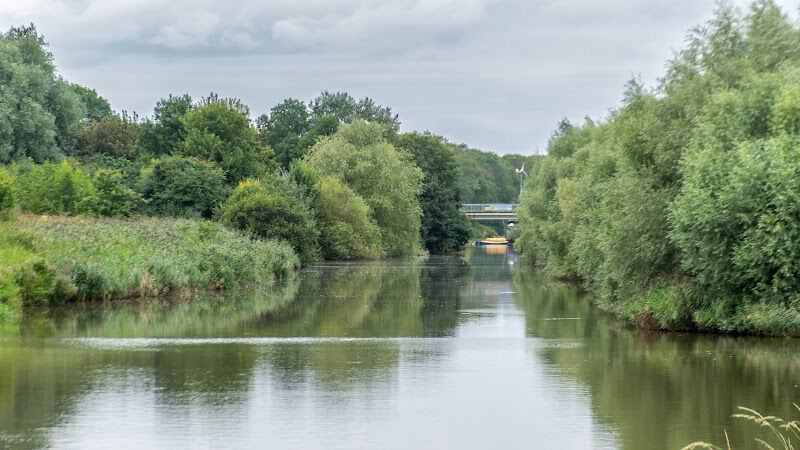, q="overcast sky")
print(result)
[2,1,798,154]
